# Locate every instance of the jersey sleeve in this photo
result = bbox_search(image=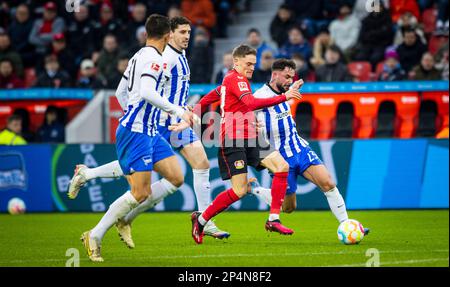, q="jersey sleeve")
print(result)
[140,58,163,82]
